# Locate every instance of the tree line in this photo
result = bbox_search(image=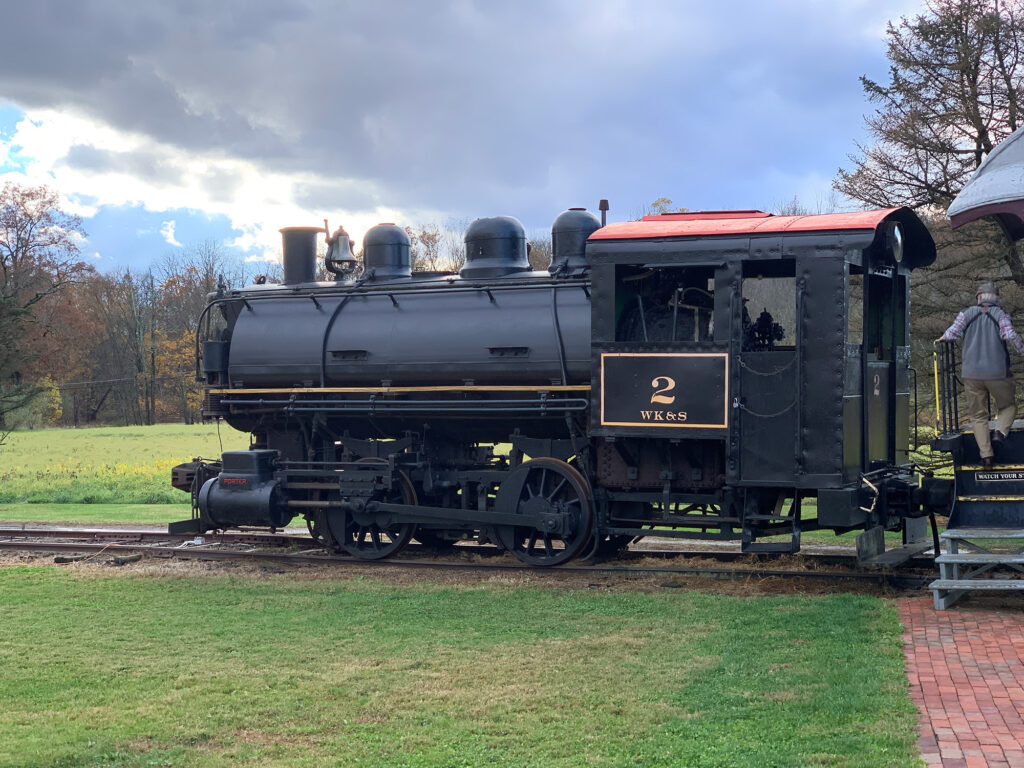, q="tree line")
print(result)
[0,190,255,433]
